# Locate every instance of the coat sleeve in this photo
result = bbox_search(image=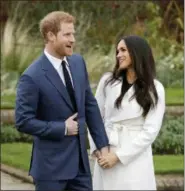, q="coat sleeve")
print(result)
[87,74,109,155]
[15,74,66,140]
[80,58,109,154]
[115,81,165,166]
